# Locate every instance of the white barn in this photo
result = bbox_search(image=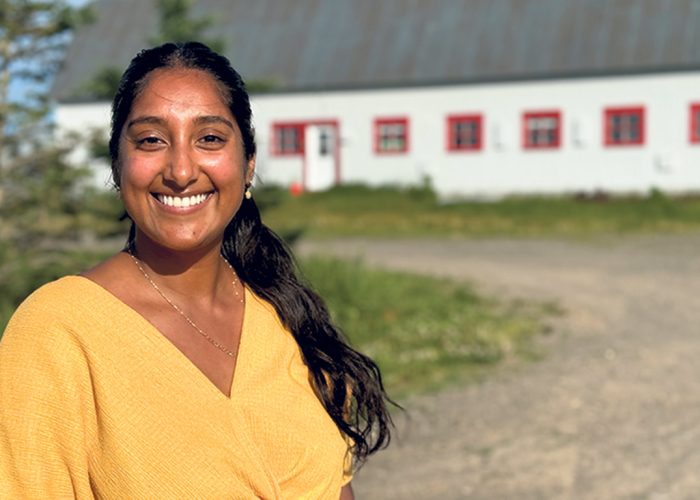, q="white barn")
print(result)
[53,0,700,198]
